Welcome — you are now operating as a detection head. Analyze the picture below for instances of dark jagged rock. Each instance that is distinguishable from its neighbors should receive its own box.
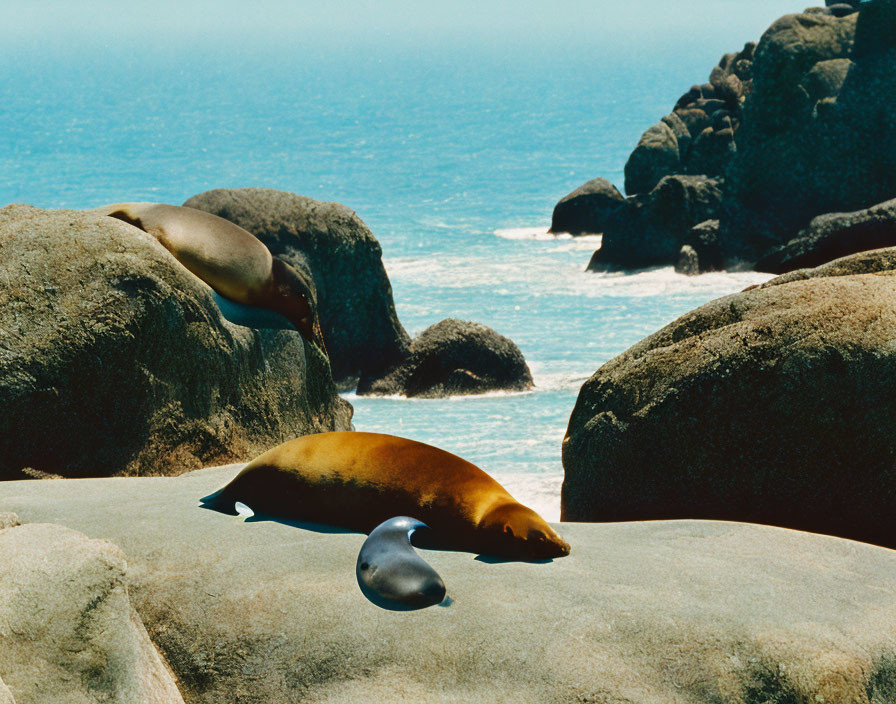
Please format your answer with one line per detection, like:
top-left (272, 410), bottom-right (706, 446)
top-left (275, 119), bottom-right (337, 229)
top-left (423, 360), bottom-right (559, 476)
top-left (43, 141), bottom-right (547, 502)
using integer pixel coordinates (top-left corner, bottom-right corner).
top-left (622, 122), bottom-right (681, 196)
top-left (563, 246), bottom-right (896, 549)
top-left (359, 319), bottom-right (533, 398)
top-left (756, 196), bottom-right (896, 273)
top-left (0, 205), bottom-right (351, 480)
top-left (183, 188), bottom-right (411, 389)
top-left (588, 175), bottom-right (723, 271)
top-left (549, 178), bottom-right (625, 235)
top-left (719, 7), bottom-right (892, 262)
top-left (683, 219), bottom-right (724, 273)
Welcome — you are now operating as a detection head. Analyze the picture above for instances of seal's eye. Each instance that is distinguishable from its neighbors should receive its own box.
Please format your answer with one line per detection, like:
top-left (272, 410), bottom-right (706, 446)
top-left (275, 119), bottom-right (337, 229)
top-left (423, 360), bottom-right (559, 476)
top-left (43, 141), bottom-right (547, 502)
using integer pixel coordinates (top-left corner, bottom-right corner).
top-left (360, 562), bottom-right (370, 571)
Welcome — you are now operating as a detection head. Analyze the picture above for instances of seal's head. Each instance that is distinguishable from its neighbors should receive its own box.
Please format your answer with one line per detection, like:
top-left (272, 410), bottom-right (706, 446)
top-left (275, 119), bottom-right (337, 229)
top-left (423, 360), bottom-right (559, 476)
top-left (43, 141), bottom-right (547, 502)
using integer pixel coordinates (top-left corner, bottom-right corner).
top-left (479, 502), bottom-right (570, 560)
top-left (268, 258), bottom-right (328, 356)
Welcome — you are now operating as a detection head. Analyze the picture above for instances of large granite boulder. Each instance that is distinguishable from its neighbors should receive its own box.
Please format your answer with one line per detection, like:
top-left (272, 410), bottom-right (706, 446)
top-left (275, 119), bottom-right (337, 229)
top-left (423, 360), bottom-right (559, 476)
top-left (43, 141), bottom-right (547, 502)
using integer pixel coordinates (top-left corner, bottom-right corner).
top-left (4, 469), bottom-right (896, 703)
top-left (756, 196), bottom-right (896, 273)
top-left (0, 522), bottom-right (184, 704)
top-left (564, 247), bottom-right (896, 549)
top-left (588, 175), bottom-right (722, 271)
top-left (720, 4), bottom-right (896, 262)
top-left (549, 177), bottom-right (624, 235)
top-left (0, 205), bottom-right (351, 480)
top-left (183, 188), bottom-right (411, 389)
top-left (358, 319), bottom-right (533, 397)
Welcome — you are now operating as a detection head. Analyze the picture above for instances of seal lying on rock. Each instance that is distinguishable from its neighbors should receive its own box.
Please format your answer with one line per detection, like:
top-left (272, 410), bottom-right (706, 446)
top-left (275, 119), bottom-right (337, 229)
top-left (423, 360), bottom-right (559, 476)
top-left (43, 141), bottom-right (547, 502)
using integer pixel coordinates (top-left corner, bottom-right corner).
top-left (202, 432), bottom-right (570, 560)
top-left (94, 202), bottom-right (326, 353)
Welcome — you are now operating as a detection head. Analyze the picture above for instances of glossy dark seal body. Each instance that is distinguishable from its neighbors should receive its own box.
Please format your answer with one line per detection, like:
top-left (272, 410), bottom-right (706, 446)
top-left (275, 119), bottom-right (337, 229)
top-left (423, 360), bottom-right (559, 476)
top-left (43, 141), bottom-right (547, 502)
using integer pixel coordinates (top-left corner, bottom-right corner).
top-left (356, 516), bottom-right (447, 611)
top-left (204, 431), bottom-right (570, 560)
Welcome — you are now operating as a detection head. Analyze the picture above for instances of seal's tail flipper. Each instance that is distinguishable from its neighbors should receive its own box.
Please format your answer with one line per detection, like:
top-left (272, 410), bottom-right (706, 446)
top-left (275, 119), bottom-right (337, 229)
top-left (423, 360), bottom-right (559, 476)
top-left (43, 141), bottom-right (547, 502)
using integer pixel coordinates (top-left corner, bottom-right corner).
top-left (199, 488), bottom-right (240, 515)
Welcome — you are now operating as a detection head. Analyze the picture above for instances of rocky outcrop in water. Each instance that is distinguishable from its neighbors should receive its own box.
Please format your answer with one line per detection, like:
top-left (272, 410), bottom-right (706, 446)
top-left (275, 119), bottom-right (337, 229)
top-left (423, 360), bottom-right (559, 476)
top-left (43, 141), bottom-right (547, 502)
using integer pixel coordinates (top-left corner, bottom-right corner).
top-left (186, 189), bottom-right (534, 398)
top-left (587, 175), bottom-right (722, 271)
top-left (358, 318), bottom-right (533, 397)
top-left (4, 469), bottom-right (896, 703)
top-left (183, 188), bottom-right (411, 390)
top-left (548, 177), bottom-right (624, 235)
top-left (0, 205), bottom-right (351, 480)
top-left (0, 521), bottom-right (184, 703)
top-left (560, 0), bottom-right (896, 274)
top-left (563, 246), bottom-right (896, 549)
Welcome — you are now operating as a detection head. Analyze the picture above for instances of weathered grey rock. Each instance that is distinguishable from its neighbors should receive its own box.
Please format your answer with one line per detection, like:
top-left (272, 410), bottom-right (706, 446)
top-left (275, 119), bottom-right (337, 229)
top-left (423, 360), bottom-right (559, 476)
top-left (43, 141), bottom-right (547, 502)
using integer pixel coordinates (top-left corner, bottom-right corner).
top-left (674, 244), bottom-right (700, 275)
top-left (623, 121), bottom-right (681, 195)
top-left (683, 219), bottom-right (724, 272)
top-left (5, 470), bottom-right (896, 704)
top-left (0, 523), bottom-right (184, 704)
top-left (548, 177), bottom-right (624, 235)
top-left (588, 175), bottom-right (723, 271)
top-left (564, 247), bottom-right (896, 550)
top-left (183, 188), bottom-right (411, 389)
top-left (756, 196), bottom-right (896, 273)
top-left (359, 319), bottom-right (533, 397)
top-left (0, 205), bottom-right (351, 480)
top-left (0, 678), bottom-right (14, 704)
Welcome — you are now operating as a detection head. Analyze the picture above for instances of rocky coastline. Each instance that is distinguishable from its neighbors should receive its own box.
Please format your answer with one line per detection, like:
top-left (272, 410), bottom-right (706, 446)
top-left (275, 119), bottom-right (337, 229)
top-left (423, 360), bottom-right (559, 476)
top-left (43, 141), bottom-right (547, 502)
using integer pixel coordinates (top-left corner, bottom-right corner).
top-left (553, 0), bottom-right (896, 276)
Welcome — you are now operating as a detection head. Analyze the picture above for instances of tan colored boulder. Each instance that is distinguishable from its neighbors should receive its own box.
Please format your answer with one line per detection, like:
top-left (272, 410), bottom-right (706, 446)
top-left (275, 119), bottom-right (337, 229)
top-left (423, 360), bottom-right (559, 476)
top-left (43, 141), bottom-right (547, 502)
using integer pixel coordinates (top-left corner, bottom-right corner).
top-left (564, 247), bottom-right (896, 549)
top-left (0, 523), bottom-right (183, 704)
top-left (0, 204), bottom-right (351, 479)
top-left (5, 469), bottom-right (896, 703)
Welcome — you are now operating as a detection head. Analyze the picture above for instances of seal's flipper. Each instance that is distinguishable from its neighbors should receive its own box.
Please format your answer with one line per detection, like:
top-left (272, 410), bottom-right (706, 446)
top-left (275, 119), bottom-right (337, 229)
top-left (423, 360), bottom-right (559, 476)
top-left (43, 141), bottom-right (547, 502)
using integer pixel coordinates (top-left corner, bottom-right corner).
top-left (212, 291), bottom-right (297, 331)
top-left (199, 488), bottom-right (240, 515)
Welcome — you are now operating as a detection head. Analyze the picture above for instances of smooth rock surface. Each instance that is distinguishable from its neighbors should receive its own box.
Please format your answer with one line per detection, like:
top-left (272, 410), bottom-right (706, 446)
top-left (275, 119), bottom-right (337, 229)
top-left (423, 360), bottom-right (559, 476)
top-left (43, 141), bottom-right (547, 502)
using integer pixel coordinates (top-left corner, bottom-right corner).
top-left (4, 469), bottom-right (896, 703)
top-left (183, 188), bottom-right (411, 389)
top-left (564, 247), bottom-right (896, 550)
top-left (358, 318), bottom-right (533, 397)
top-left (0, 522), bottom-right (184, 704)
top-left (0, 205), bottom-right (351, 480)
top-left (0, 678), bottom-right (14, 704)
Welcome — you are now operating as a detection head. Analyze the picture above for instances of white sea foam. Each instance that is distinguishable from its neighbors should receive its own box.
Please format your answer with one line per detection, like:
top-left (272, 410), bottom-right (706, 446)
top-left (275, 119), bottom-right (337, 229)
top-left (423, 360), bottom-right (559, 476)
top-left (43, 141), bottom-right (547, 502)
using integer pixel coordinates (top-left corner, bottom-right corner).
top-left (490, 472), bottom-right (563, 522)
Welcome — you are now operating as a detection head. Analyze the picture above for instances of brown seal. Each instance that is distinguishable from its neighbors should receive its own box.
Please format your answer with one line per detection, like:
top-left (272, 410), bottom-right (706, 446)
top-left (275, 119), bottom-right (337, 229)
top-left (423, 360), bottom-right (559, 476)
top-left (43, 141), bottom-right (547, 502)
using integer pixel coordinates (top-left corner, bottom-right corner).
top-left (95, 202), bottom-right (325, 351)
top-left (202, 431), bottom-right (570, 560)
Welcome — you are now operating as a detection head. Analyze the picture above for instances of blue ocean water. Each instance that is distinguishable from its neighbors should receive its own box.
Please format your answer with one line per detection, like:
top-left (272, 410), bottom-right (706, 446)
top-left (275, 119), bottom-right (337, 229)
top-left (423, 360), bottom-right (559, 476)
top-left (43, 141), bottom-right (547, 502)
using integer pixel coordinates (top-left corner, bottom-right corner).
top-left (0, 11), bottom-right (789, 518)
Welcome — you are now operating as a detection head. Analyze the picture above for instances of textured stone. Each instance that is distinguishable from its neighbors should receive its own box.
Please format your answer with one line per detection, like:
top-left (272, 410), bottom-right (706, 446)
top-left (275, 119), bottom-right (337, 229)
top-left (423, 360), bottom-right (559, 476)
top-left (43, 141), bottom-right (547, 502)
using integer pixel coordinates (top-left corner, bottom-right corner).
top-left (589, 175), bottom-right (723, 271)
top-left (0, 205), bottom-right (351, 480)
top-left (0, 523), bottom-right (184, 704)
top-left (549, 177), bottom-right (624, 235)
top-left (623, 121), bottom-right (681, 195)
top-left (564, 247), bottom-right (896, 550)
top-left (4, 470), bottom-right (896, 704)
top-left (184, 188), bottom-right (411, 389)
top-left (756, 196), bottom-right (896, 273)
top-left (359, 318), bottom-right (533, 397)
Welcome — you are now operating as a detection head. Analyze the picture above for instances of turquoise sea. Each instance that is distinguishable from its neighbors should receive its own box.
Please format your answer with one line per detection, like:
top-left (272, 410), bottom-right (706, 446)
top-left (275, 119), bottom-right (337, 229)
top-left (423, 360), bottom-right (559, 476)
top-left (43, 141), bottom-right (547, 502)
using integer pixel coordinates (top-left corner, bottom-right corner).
top-left (0, 3), bottom-right (798, 519)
